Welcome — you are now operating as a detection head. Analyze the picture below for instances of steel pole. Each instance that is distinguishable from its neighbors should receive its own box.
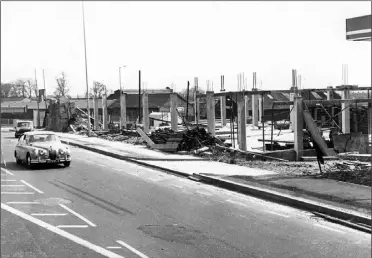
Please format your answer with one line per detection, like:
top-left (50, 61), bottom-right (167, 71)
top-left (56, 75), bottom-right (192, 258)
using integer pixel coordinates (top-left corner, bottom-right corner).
top-left (82, 1), bottom-right (91, 136)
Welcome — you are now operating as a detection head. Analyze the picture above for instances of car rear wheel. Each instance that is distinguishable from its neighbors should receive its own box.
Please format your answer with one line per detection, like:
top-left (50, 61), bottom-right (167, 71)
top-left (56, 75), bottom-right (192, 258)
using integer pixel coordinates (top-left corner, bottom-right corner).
top-left (26, 154), bottom-right (34, 169)
top-left (64, 161), bottom-right (71, 167)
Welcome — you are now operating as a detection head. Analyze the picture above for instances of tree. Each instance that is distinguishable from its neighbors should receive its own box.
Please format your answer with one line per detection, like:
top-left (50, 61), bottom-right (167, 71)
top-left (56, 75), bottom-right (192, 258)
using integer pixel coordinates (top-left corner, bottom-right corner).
top-left (25, 79), bottom-right (37, 98)
top-left (89, 81), bottom-right (107, 98)
top-left (54, 72), bottom-right (70, 98)
top-left (13, 79), bottom-right (27, 97)
top-left (178, 86), bottom-right (205, 100)
top-left (1, 83), bottom-right (13, 97)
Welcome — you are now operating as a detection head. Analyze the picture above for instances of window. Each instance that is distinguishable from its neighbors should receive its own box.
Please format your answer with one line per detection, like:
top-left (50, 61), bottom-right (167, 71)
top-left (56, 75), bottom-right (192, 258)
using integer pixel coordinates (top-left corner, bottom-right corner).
top-left (28, 134), bottom-right (60, 143)
top-left (17, 122), bottom-right (30, 127)
top-left (267, 94), bottom-right (274, 99)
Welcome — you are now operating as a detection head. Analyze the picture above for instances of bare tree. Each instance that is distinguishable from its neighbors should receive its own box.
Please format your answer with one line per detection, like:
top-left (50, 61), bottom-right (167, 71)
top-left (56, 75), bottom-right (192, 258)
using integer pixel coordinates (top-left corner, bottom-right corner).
top-left (179, 86), bottom-right (205, 100)
top-left (13, 79), bottom-right (28, 97)
top-left (1, 83), bottom-right (13, 97)
top-left (89, 81), bottom-right (107, 98)
top-left (54, 72), bottom-right (70, 98)
top-left (25, 79), bottom-right (37, 98)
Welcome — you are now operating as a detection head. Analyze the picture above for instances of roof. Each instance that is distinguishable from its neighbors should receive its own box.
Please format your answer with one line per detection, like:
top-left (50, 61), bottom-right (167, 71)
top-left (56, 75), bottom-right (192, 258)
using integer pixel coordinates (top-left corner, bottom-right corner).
top-left (0, 97), bottom-right (25, 103)
top-left (23, 131), bottom-right (56, 135)
top-left (70, 98), bottom-right (116, 109)
top-left (108, 93), bottom-right (190, 109)
top-left (346, 15), bottom-right (371, 41)
top-left (301, 90), bottom-right (341, 101)
top-left (1, 99), bottom-right (47, 110)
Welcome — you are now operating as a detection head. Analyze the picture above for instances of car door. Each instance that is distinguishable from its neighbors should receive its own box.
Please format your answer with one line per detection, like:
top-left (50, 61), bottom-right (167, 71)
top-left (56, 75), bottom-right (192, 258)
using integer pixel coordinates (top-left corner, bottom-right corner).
top-left (16, 135), bottom-right (24, 161)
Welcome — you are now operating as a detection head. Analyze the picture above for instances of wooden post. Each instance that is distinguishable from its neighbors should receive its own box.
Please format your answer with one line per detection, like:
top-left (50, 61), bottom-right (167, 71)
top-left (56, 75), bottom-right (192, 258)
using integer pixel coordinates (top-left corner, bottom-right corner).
top-left (94, 97), bottom-right (99, 130)
top-left (237, 98), bottom-right (247, 151)
top-left (120, 92), bottom-right (127, 130)
top-left (220, 95), bottom-right (227, 126)
top-left (142, 92), bottom-right (149, 133)
top-left (170, 93), bottom-right (178, 131)
top-left (341, 90), bottom-right (350, 134)
top-left (294, 96), bottom-right (303, 161)
top-left (206, 91), bottom-right (215, 136)
top-left (102, 94), bottom-right (108, 130)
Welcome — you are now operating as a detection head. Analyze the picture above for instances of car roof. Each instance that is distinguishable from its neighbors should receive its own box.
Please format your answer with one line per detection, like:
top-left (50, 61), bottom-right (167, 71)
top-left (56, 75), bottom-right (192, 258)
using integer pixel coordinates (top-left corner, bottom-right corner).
top-left (23, 131), bottom-right (57, 136)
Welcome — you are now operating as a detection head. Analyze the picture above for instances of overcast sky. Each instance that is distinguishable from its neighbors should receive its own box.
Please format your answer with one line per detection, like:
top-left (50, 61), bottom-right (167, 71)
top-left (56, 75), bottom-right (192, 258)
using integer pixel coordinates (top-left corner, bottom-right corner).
top-left (1, 1), bottom-right (370, 96)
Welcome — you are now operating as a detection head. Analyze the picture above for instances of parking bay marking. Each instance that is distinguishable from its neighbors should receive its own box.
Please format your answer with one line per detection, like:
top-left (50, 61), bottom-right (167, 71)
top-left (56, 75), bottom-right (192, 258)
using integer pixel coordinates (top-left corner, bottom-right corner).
top-left (20, 180), bottom-right (44, 194)
top-left (1, 185), bottom-right (25, 187)
top-left (1, 192), bottom-right (35, 195)
top-left (57, 225), bottom-right (89, 229)
top-left (7, 201), bottom-right (40, 205)
top-left (59, 204), bottom-right (97, 227)
top-left (31, 213), bottom-right (68, 216)
top-left (1, 203), bottom-right (125, 258)
top-left (0, 168), bottom-right (14, 176)
top-left (117, 240), bottom-right (150, 258)
top-left (1, 179), bottom-right (17, 182)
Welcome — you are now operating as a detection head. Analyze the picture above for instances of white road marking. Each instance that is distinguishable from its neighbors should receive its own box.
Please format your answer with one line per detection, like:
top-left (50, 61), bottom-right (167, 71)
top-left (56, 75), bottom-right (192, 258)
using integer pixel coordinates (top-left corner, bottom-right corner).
top-left (6, 201), bottom-right (40, 205)
top-left (98, 164), bottom-right (106, 167)
top-left (0, 168), bottom-right (14, 176)
top-left (117, 240), bottom-right (149, 258)
top-left (1, 192), bottom-right (34, 195)
top-left (20, 180), bottom-right (44, 194)
top-left (148, 178), bottom-right (161, 182)
top-left (59, 204), bottom-right (97, 227)
top-left (1, 203), bottom-right (125, 258)
top-left (226, 199), bottom-right (249, 207)
top-left (107, 246), bottom-right (122, 249)
top-left (31, 213), bottom-right (68, 216)
top-left (1, 179), bottom-right (17, 182)
top-left (196, 191), bottom-right (212, 196)
top-left (266, 210), bottom-right (290, 218)
top-left (112, 168), bottom-right (122, 172)
top-left (57, 225), bottom-right (89, 228)
top-left (171, 184), bottom-right (182, 189)
top-left (314, 223), bottom-right (346, 234)
top-left (1, 185), bottom-right (25, 187)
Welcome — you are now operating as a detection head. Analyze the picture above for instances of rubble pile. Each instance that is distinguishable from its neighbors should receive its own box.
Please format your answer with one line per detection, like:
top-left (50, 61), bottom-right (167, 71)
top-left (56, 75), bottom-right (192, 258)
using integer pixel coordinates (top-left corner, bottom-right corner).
top-left (149, 128), bottom-right (181, 144)
top-left (178, 127), bottom-right (227, 152)
top-left (323, 160), bottom-right (371, 186)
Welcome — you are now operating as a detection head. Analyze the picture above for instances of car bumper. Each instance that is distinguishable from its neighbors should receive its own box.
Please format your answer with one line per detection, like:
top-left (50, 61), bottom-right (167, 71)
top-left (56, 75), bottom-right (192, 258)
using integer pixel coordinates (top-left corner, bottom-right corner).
top-left (31, 158), bottom-right (72, 164)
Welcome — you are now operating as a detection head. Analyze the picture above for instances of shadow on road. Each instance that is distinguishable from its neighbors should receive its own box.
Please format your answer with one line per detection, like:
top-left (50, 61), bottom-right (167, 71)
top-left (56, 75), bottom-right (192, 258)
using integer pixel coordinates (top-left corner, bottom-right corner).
top-left (4, 161), bottom-right (66, 171)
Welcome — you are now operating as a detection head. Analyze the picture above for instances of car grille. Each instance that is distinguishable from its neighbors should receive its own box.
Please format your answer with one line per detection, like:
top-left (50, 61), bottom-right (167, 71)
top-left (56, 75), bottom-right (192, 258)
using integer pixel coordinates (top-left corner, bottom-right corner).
top-left (49, 150), bottom-right (57, 160)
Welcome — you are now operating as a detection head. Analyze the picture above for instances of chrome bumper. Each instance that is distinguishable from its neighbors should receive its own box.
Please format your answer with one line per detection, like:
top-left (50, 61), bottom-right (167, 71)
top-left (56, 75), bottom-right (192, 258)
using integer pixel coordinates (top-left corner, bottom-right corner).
top-left (31, 158), bottom-right (72, 164)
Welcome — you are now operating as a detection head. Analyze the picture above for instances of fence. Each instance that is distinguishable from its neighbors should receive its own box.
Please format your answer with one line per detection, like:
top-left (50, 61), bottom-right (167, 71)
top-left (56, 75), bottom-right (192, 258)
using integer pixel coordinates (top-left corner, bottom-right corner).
top-left (1, 118), bottom-right (14, 126)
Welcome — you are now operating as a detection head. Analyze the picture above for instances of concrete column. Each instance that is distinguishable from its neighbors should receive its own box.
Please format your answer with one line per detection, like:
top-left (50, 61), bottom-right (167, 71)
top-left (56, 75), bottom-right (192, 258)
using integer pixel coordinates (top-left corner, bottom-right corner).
top-left (368, 105), bottom-right (372, 136)
top-left (352, 112), bottom-right (358, 133)
top-left (102, 94), bottom-right (108, 130)
top-left (289, 93), bottom-right (295, 132)
top-left (326, 86), bottom-right (333, 100)
top-left (294, 96), bottom-right (304, 161)
top-left (194, 91), bottom-right (198, 124)
top-left (120, 92), bottom-right (127, 130)
top-left (237, 98), bottom-right (247, 151)
top-left (245, 95), bottom-right (250, 124)
top-left (220, 96), bottom-right (227, 127)
top-left (258, 95), bottom-right (264, 123)
top-left (142, 92), bottom-right (149, 133)
top-left (94, 98), bottom-right (99, 130)
top-left (170, 93), bottom-right (178, 132)
top-left (252, 90), bottom-right (259, 126)
top-left (206, 91), bottom-right (215, 136)
top-left (341, 90), bottom-right (350, 134)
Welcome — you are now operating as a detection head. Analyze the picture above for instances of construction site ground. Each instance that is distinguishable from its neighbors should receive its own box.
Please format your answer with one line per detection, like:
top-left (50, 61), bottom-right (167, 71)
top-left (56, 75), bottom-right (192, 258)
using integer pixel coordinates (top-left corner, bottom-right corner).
top-left (55, 131), bottom-right (371, 222)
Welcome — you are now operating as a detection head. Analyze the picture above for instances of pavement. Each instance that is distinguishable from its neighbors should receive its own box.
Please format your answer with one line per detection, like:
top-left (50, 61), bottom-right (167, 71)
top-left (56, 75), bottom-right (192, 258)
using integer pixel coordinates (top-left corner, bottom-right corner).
top-left (1, 130), bottom-right (371, 258)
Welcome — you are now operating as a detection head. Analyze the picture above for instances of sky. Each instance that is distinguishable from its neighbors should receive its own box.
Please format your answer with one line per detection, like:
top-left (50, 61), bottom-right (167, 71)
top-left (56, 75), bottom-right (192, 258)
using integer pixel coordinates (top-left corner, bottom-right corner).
top-left (1, 1), bottom-right (371, 97)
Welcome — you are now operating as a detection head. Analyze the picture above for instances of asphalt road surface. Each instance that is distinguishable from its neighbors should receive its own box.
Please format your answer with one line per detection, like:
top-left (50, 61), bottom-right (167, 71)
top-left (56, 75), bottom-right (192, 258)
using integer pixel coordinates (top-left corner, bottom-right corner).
top-left (1, 131), bottom-right (370, 258)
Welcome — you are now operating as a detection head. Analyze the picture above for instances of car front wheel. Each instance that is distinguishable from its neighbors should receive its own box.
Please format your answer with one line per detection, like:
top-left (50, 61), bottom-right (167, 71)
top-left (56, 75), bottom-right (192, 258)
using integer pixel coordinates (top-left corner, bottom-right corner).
top-left (26, 154), bottom-right (34, 169)
top-left (15, 151), bottom-right (21, 164)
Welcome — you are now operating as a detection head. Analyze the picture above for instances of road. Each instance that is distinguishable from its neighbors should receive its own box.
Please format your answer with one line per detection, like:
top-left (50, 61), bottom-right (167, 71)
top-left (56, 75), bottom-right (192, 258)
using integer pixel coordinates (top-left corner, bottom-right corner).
top-left (1, 131), bottom-right (370, 258)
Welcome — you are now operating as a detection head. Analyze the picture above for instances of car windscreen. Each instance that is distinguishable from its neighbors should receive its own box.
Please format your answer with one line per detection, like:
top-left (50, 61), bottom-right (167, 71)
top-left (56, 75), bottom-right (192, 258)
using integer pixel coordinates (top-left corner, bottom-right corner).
top-left (17, 122), bottom-right (31, 127)
top-left (29, 134), bottom-right (60, 143)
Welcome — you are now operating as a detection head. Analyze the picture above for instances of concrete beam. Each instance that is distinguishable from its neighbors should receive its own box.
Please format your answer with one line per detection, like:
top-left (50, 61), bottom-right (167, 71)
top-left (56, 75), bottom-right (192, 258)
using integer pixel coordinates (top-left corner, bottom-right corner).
top-left (94, 98), bottom-right (99, 130)
top-left (251, 90), bottom-right (259, 126)
top-left (237, 98), bottom-right (247, 151)
top-left (294, 96), bottom-right (304, 161)
top-left (289, 93), bottom-right (295, 132)
top-left (142, 92), bottom-right (149, 133)
top-left (102, 94), bottom-right (108, 130)
top-left (120, 92), bottom-right (127, 129)
top-left (220, 95), bottom-right (227, 126)
top-left (206, 91), bottom-right (215, 136)
top-left (170, 93), bottom-right (178, 131)
top-left (274, 98), bottom-right (372, 106)
top-left (341, 90), bottom-right (350, 134)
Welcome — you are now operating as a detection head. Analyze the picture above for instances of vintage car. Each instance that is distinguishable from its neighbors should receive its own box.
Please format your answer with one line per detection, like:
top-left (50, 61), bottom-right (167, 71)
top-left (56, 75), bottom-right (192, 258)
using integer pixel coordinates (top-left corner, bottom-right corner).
top-left (14, 121), bottom-right (34, 138)
top-left (14, 131), bottom-right (71, 168)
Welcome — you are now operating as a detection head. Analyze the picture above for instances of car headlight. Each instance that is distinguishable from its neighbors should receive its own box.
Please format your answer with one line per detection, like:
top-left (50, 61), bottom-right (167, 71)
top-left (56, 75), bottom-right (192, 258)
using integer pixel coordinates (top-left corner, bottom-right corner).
top-left (59, 149), bottom-right (65, 154)
top-left (38, 149), bottom-right (46, 155)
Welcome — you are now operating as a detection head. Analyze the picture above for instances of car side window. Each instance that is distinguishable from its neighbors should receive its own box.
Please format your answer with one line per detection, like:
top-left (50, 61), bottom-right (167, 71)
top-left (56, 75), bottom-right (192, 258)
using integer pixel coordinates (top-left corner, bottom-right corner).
top-left (24, 136), bottom-right (29, 145)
